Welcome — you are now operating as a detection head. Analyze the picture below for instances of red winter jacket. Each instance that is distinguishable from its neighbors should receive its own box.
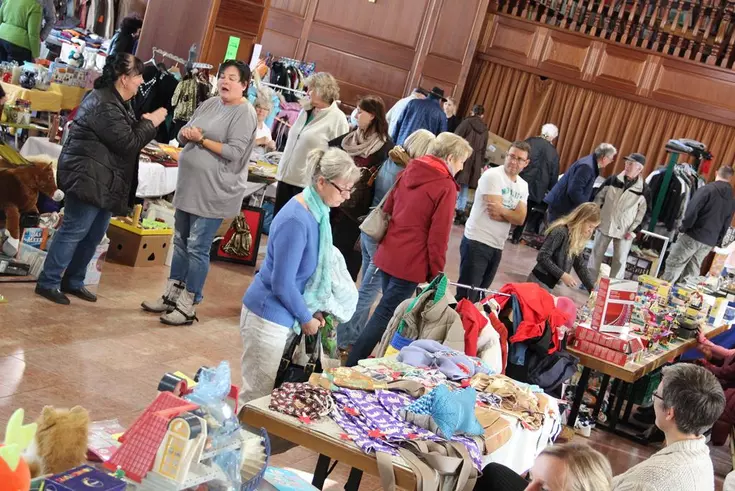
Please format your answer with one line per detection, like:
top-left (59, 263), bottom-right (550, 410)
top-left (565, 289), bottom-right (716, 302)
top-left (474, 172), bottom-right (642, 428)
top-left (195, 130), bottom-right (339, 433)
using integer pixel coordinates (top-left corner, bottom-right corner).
top-left (491, 283), bottom-right (570, 354)
top-left (456, 299), bottom-right (486, 357)
top-left (374, 155), bottom-right (459, 284)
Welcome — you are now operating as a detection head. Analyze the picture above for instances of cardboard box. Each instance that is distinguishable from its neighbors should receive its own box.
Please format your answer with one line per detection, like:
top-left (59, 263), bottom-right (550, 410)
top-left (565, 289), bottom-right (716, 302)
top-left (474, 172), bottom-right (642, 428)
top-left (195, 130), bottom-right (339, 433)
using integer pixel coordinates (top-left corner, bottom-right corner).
top-left (43, 465), bottom-right (125, 491)
top-left (21, 227), bottom-right (50, 250)
top-left (573, 339), bottom-right (634, 367)
top-left (106, 223), bottom-right (171, 267)
top-left (475, 407), bottom-right (512, 453)
top-left (145, 202), bottom-right (176, 266)
top-left (574, 325), bottom-right (644, 354)
top-left (591, 278), bottom-right (638, 333)
top-left (485, 132), bottom-right (512, 166)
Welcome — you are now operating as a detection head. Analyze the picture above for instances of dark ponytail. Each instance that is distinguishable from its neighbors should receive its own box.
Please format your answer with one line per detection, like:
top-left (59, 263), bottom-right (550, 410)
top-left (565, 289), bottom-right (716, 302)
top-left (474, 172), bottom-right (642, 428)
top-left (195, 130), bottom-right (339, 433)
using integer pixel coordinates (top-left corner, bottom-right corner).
top-left (95, 52), bottom-right (144, 89)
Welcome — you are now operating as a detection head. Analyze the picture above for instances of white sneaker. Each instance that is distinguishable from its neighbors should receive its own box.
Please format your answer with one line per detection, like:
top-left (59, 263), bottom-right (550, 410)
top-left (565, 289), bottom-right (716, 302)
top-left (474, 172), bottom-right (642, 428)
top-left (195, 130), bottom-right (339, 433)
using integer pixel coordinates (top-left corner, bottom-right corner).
top-left (141, 279), bottom-right (184, 313)
top-left (160, 290), bottom-right (198, 326)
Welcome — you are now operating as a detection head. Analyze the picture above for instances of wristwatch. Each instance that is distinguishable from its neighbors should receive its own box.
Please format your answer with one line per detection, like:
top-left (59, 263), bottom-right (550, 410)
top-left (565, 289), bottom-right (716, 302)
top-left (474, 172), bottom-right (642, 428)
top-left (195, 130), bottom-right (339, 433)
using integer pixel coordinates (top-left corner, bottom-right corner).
top-left (198, 137), bottom-right (206, 147)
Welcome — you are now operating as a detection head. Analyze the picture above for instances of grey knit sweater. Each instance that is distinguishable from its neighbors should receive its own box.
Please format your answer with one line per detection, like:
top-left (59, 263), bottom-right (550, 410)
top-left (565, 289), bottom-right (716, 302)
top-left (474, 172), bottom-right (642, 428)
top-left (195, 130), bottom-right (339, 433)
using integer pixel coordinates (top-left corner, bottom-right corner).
top-left (612, 437), bottom-right (714, 491)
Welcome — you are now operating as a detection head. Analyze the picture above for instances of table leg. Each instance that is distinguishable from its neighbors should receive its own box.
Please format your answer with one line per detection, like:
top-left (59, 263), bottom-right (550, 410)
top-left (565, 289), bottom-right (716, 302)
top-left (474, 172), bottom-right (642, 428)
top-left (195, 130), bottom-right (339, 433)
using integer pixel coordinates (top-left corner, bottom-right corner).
top-left (344, 468), bottom-right (363, 491)
top-left (592, 374), bottom-right (610, 422)
top-left (608, 382), bottom-right (628, 431)
top-left (567, 366), bottom-right (591, 427)
top-left (622, 387), bottom-right (636, 423)
top-left (312, 454), bottom-right (332, 489)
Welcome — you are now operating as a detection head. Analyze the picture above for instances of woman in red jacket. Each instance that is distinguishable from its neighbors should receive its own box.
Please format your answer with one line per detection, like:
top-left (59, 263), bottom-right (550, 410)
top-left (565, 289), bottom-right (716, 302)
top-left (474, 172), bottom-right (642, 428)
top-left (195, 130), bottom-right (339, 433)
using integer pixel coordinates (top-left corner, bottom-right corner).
top-left (346, 132), bottom-right (472, 366)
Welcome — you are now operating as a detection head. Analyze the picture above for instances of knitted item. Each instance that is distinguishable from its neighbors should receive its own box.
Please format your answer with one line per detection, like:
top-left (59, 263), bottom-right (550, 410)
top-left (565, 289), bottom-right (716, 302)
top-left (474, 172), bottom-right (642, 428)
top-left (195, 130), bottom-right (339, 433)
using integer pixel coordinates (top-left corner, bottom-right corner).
top-left (404, 385), bottom-right (484, 439)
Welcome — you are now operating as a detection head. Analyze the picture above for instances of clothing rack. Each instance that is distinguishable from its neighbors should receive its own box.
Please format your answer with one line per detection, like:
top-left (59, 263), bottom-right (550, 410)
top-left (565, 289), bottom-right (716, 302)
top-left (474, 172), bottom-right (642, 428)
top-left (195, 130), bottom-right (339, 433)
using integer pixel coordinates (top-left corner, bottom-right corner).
top-left (261, 81), bottom-right (306, 96)
top-left (449, 281), bottom-right (511, 297)
top-left (150, 47), bottom-right (213, 70)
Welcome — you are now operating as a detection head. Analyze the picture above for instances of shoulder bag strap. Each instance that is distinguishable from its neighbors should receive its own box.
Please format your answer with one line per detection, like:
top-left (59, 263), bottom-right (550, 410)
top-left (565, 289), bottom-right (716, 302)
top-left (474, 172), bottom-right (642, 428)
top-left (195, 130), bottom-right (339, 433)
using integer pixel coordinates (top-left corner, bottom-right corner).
top-left (376, 451), bottom-right (397, 491)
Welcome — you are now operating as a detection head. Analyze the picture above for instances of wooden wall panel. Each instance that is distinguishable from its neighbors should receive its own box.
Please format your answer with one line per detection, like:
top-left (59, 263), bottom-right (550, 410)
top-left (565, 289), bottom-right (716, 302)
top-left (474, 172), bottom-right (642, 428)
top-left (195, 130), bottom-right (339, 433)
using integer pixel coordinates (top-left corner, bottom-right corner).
top-left (428, 0), bottom-right (481, 61)
top-left (308, 23), bottom-right (415, 69)
top-left (477, 12), bottom-right (735, 126)
top-left (207, 28), bottom-right (257, 64)
top-left (313, 0), bottom-right (429, 48)
top-left (264, 7), bottom-right (305, 35)
top-left (269, 0), bottom-right (307, 16)
top-left (216, 0), bottom-right (265, 33)
top-left (422, 54), bottom-right (462, 85)
top-left (260, 29), bottom-right (299, 58)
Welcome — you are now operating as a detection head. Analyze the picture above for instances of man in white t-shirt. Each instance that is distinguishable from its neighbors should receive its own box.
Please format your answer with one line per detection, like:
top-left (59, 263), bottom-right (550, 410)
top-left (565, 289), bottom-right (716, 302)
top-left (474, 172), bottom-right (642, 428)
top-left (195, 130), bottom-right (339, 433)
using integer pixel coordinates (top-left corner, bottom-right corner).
top-left (457, 141), bottom-right (531, 301)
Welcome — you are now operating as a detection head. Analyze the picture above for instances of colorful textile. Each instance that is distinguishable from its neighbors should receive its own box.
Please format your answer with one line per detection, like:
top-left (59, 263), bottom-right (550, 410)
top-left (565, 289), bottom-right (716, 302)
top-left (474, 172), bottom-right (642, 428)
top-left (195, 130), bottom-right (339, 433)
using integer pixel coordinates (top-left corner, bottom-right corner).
top-left (470, 374), bottom-right (544, 430)
top-left (269, 382), bottom-right (333, 420)
top-left (404, 385), bottom-right (484, 439)
top-left (397, 339), bottom-right (491, 380)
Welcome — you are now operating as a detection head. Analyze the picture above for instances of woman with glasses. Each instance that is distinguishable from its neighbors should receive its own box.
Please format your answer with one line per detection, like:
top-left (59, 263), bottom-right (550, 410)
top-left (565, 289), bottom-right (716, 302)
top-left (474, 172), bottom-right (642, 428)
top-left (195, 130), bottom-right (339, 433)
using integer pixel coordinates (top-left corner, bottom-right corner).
top-left (238, 147), bottom-right (360, 404)
top-left (328, 95), bottom-right (392, 279)
top-left (141, 60), bottom-right (257, 326)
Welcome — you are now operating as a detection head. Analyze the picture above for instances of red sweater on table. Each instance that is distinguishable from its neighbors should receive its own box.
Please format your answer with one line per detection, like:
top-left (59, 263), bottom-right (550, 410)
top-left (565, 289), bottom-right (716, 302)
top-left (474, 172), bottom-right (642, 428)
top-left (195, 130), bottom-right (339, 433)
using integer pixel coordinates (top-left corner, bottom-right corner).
top-left (374, 155), bottom-right (459, 284)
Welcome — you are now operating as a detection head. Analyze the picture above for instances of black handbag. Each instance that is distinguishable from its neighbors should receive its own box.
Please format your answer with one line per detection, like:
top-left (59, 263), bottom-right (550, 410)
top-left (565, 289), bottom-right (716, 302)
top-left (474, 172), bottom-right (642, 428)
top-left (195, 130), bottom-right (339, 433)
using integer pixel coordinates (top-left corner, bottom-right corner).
top-left (273, 332), bottom-right (322, 388)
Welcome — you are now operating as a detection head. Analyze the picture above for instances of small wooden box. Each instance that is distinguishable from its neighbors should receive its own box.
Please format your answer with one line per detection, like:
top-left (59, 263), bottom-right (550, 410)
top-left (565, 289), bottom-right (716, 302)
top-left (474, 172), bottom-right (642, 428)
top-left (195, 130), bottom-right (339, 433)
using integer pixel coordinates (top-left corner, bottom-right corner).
top-left (106, 220), bottom-right (172, 267)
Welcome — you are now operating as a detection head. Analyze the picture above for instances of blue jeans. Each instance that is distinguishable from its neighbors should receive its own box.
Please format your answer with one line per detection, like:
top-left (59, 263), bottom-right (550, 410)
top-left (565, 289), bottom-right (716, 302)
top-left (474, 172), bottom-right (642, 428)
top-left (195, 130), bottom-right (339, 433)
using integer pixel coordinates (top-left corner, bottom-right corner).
top-left (456, 236), bottom-right (502, 303)
top-left (170, 210), bottom-right (222, 303)
top-left (346, 272), bottom-right (418, 366)
top-left (37, 195), bottom-right (112, 290)
top-left (456, 185), bottom-right (470, 211)
top-left (337, 232), bottom-right (380, 349)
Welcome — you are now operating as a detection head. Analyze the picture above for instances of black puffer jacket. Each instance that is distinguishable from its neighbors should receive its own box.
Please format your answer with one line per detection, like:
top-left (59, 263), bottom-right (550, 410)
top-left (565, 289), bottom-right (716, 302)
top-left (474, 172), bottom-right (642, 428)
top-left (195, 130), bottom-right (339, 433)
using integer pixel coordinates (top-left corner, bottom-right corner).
top-left (521, 136), bottom-right (559, 203)
top-left (57, 87), bottom-right (156, 215)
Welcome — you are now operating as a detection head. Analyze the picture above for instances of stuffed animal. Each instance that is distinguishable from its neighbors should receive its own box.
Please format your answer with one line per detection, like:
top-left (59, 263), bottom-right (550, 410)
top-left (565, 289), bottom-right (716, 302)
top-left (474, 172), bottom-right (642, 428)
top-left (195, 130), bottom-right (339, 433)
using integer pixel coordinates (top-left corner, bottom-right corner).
top-left (24, 406), bottom-right (89, 477)
top-left (0, 161), bottom-right (64, 256)
top-left (0, 409), bottom-right (37, 491)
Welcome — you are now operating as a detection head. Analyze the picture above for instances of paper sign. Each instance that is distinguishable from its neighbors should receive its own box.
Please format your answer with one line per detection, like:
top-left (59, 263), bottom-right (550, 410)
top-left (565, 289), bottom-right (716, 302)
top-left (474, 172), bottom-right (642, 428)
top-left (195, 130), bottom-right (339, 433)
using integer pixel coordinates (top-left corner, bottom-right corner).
top-left (224, 36), bottom-right (240, 61)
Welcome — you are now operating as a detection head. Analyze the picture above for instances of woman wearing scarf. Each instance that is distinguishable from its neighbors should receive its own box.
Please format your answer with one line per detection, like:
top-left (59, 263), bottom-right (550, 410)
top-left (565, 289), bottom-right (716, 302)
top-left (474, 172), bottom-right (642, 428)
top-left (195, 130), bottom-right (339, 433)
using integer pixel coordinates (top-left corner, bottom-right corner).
top-left (328, 95), bottom-right (392, 279)
top-left (239, 148), bottom-right (360, 406)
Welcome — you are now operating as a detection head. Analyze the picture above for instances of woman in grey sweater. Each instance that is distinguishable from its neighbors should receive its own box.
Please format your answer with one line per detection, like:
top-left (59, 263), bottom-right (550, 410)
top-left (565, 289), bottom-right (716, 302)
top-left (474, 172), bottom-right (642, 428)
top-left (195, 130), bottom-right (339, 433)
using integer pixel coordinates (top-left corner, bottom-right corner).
top-left (142, 60), bottom-right (257, 326)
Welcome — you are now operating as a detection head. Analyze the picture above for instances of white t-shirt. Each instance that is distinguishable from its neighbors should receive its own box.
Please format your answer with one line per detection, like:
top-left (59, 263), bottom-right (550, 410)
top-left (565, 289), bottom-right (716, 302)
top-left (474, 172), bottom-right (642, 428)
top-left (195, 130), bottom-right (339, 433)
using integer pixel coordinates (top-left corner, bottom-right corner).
top-left (465, 165), bottom-right (529, 250)
top-left (255, 122), bottom-right (272, 142)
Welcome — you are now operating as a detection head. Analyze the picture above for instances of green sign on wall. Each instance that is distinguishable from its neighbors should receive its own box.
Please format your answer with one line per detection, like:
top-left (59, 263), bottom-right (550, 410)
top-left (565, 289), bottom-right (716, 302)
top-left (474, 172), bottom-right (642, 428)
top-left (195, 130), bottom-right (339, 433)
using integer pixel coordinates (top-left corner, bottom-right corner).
top-left (225, 36), bottom-right (241, 61)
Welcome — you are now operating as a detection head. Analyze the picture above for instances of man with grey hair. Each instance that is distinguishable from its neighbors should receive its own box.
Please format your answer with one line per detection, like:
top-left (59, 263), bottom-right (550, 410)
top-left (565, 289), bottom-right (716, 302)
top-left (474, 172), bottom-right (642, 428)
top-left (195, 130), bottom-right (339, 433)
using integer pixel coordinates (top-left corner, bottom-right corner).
top-left (544, 142), bottom-right (617, 224)
top-left (512, 123), bottom-right (560, 242)
top-left (386, 87), bottom-right (427, 137)
top-left (663, 165), bottom-right (735, 284)
top-left (612, 364), bottom-right (725, 491)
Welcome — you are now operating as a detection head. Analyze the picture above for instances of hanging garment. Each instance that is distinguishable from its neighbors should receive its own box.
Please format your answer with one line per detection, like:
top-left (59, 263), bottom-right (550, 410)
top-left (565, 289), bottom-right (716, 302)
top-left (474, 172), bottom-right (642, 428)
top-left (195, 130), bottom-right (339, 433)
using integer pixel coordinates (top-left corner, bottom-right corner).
top-left (482, 307), bottom-right (508, 374)
top-left (455, 299), bottom-right (487, 357)
top-left (172, 78), bottom-right (199, 122)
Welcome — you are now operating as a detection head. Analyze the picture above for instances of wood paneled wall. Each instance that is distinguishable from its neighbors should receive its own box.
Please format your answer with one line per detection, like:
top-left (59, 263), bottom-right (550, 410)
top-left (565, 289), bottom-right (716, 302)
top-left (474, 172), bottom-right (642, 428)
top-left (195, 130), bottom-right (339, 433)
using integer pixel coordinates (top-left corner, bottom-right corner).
top-left (477, 13), bottom-right (735, 126)
top-left (261, 0), bottom-right (489, 109)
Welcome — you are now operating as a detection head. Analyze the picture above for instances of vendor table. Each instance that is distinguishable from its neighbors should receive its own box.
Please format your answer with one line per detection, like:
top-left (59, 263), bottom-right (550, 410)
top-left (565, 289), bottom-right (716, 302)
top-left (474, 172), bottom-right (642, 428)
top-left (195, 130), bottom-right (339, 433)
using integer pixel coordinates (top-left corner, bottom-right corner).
top-left (20, 136), bottom-right (179, 198)
top-left (242, 392), bottom-right (560, 491)
top-left (1, 82), bottom-right (88, 112)
top-left (566, 323), bottom-right (729, 436)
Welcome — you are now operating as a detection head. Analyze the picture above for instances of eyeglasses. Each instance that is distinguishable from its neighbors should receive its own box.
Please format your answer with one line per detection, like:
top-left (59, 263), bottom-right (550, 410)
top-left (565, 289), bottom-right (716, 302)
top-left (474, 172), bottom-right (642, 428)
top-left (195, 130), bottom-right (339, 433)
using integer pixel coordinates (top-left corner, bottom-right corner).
top-left (507, 154), bottom-right (528, 164)
top-left (328, 180), bottom-right (355, 197)
top-left (652, 391), bottom-right (663, 401)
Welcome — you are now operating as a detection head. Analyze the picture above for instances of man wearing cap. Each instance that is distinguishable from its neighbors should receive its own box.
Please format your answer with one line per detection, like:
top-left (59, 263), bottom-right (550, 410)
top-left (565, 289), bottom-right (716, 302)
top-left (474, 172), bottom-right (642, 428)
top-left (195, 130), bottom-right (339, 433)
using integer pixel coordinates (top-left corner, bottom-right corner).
top-left (590, 152), bottom-right (648, 279)
top-left (391, 86), bottom-right (448, 146)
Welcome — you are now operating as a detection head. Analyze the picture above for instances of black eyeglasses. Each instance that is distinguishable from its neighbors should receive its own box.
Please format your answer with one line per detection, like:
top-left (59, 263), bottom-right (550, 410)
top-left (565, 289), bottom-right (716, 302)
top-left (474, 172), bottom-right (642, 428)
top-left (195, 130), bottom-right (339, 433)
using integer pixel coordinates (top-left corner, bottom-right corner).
top-left (328, 180), bottom-right (355, 197)
top-left (652, 392), bottom-right (663, 401)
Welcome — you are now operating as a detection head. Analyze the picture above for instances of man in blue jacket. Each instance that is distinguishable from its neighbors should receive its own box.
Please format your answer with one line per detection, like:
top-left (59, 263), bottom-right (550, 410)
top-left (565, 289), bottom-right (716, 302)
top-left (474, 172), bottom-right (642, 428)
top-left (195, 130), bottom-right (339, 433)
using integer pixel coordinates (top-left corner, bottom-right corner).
top-left (544, 143), bottom-right (617, 224)
top-left (663, 165), bottom-right (735, 284)
top-left (391, 86), bottom-right (448, 146)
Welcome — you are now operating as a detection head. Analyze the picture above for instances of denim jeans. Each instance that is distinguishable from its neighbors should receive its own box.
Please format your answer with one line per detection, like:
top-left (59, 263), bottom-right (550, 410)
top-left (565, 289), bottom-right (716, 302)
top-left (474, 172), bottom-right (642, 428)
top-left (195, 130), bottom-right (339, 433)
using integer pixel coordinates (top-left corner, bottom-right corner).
top-left (336, 232), bottom-right (380, 349)
top-left (346, 272), bottom-right (418, 366)
top-left (456, 185), bottom-right (470, 211)
top-left (170, 210), bottom-right (223, 303)
top-left (37, 195), bottom-right (112, 290)
top-left (456, 236), bottom-right (502, 303)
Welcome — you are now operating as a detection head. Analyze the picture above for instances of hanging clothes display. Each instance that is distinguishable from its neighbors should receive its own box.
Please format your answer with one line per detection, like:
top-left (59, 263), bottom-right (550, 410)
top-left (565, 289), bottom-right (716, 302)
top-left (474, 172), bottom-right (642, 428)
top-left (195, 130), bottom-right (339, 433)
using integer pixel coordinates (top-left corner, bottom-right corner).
top-left (646, 163), bottom-right (704, 237)
top-left (134, 64), bottom-right (179, 143)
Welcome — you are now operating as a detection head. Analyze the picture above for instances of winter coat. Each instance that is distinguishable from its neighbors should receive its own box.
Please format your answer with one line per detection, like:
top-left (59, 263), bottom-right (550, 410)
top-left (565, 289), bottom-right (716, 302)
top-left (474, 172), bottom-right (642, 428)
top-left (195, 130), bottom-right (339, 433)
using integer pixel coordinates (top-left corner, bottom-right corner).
top-left (107, 30), bottom-right (135, 56)
top-left (521, 136), bottom-right (559, 203)
top-left (0, 0), bottom-right (41, 58)
top-left (373, 155), bottom-right (459, 284)
top-left (454, 116), bottom-right (488, 189)
top-left (57, 87), bottom-right (156, 215)
top-left (680, 180), bottom-right (735, 247)
top-left (376, 283), bottom-right (465, 357)
top-left (391, 96), bottom-right (447, 146)
top-left (595, 172), bottom-right (648, 239)
top-left (544, 153), bottom-right (600, 216)
top-left (531, 225), bottom-right (596, 292)
top-left (276, 101), bottom-right (349, 188)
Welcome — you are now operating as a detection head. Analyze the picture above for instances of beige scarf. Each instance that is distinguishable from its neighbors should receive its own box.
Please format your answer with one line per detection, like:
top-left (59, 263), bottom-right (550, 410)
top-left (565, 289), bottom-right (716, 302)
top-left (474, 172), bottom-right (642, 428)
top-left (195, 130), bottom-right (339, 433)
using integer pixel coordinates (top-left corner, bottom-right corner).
top-left (340, 128), bottom-right (385, 158)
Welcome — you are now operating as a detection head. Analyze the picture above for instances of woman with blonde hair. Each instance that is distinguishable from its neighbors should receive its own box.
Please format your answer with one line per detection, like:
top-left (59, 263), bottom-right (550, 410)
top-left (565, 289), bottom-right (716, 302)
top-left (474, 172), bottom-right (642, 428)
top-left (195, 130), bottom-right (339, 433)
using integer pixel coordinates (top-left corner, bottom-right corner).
top-left (528, 202), bottom-right (600, 293)
top-left (336, 129), bottom-right (436, 353)
top-left (274, 72), bottom-right (349, 215)
top-left (475, 442), bottom-right (613, 491)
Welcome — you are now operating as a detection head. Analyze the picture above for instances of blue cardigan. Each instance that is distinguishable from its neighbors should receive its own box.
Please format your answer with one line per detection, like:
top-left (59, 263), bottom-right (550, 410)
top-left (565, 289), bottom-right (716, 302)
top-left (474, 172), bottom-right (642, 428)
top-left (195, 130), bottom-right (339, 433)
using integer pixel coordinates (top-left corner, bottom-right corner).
top-left (242, 198), bottom-right (318, 328)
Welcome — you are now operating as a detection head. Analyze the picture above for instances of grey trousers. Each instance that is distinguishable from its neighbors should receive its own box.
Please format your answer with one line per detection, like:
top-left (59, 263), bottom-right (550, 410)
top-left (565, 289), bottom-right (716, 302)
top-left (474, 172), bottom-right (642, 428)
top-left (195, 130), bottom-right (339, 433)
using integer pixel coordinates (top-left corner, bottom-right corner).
top-left (662, 234), bottom-right (712, 284)
top-left (590, 232), bottom-right (633, 280)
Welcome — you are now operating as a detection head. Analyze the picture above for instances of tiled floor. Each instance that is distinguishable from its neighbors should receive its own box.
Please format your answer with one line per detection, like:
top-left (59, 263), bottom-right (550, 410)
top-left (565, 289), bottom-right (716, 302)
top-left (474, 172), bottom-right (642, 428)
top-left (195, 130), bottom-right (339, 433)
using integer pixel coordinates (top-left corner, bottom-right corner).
top-left (0, 225), bottom-right (730, 489)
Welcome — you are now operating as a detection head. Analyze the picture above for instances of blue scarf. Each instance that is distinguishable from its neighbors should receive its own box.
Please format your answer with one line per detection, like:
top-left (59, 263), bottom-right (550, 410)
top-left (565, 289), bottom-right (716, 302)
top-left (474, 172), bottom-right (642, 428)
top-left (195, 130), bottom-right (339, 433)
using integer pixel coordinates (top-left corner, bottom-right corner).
top-left (295, 186), bottom-right (333, 333)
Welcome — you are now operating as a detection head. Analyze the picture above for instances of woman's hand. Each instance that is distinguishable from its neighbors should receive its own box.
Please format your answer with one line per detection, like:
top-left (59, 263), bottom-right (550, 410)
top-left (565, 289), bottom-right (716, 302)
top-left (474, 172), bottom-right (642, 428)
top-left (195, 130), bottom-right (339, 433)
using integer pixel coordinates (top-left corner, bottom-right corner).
top-left (302, 317), bottom-right (321, 336)
top-left (186, 126), bottom-right (204, 143)
top-left (266, 139), bottom-right (277, 151)
top-left (561, 272), bottom-right (578, 288)
top-left (142, 107), bottom-right (167, 127)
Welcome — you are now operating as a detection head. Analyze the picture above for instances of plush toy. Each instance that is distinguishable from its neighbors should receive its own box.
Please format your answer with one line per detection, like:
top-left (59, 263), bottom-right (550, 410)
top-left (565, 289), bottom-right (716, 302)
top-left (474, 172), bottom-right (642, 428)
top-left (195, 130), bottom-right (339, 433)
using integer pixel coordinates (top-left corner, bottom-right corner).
top-left (0, 409), bottom-right (37, 491)
top-left (0, 161), bottom-right (64, 256)
top-left (24, 406), bottom-right (89, 477)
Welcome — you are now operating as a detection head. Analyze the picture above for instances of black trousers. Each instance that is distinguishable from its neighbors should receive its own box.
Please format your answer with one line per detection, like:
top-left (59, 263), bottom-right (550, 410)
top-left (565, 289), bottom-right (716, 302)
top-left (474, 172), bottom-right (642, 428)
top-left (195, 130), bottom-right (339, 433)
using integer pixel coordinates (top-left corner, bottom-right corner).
top-left (274, 181), bottom-right (304, 217)
top-left (474, 463), bottom-right (528, 490)
top-left (331, 210), bottom-right (362, 281)
top-left (456, 236), bottom-right (503, 303)
top-left (511, 199), bottom-right (545, 241)
top-left (0, 39), bottom-right (32, 64)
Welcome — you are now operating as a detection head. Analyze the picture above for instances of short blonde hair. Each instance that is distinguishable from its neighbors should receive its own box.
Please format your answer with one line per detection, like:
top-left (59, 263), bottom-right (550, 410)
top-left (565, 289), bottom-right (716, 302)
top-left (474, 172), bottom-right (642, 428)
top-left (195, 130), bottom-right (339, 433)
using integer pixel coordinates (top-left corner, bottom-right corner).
top-left (304, 72), bottom-right (340, 105)
top-left (404, 129), bottom-right (435, 159)
top-left (428, 132), bottom-right (472, 162)
top-left (540, 443), bottom-right (612, 491)
top-left (308, 147), bottom-right (360, 185)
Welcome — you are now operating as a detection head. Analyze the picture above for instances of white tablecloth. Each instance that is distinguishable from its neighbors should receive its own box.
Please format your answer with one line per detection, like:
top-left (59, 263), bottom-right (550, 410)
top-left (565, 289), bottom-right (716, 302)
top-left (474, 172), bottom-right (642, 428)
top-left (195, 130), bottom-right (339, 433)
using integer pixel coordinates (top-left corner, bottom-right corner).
top-left (20, 136), bottom-right (178, 198)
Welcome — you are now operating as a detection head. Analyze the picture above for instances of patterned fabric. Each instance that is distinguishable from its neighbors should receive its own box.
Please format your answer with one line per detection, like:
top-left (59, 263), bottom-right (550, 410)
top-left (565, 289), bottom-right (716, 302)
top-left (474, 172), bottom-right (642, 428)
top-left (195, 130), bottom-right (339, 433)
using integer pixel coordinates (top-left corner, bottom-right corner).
top-left (269, 382), bottom-right (333, 420)
top-left (404, 385), bottom-right (484, 439)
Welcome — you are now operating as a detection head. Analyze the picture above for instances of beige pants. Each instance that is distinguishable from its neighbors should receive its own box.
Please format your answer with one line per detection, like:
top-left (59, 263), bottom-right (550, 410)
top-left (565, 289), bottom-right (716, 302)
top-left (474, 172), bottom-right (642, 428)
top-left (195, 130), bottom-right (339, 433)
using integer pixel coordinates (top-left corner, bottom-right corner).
top-left (590, 232), bottom-right (633, 280)
top-left (238, 306), bottom-right (293, 407)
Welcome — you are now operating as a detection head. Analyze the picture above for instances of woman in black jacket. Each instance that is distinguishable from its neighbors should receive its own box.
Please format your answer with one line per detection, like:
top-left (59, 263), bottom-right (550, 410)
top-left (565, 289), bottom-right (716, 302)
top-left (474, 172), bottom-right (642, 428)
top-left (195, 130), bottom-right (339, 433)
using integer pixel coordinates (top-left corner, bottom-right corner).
top-left (35, 53), bottom-right (166, 305)
top-left (328, 95), bottom-right (392, 279)
top-left (528, 202), bottom-right (600, 293)
top-left (108, 14), bottom-right (143, 57)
